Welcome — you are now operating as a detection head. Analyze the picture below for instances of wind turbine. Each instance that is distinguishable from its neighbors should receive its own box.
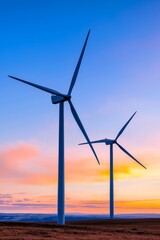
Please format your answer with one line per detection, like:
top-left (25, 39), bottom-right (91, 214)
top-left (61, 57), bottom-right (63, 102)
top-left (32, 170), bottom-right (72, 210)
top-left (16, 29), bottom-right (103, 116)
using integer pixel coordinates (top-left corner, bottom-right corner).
top-left (8, 30), bottom-right (100, 225)
top-left (79, 112), bottom-right (146, 219)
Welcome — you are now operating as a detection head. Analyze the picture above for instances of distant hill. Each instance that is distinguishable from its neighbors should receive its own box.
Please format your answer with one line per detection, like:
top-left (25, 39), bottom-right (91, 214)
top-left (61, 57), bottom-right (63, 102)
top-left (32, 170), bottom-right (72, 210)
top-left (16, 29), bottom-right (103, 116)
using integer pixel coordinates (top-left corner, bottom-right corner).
top-left (0, 213), bottom-right (159, 222)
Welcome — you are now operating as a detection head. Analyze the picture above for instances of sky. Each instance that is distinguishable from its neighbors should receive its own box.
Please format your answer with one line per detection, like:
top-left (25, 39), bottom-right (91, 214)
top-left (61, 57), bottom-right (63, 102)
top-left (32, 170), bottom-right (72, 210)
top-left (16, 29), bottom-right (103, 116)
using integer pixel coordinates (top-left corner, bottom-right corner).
top-left (0, 0), bottom-right (160, 215)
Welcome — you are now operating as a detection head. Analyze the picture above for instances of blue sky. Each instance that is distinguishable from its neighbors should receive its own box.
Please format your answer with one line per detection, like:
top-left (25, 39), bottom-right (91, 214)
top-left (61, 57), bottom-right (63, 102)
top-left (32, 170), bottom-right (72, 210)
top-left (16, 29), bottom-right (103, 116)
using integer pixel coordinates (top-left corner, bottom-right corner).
top-left (1, 0), bottom-right (160, 142)
top-left (0, 0), bottom-right (160, 213)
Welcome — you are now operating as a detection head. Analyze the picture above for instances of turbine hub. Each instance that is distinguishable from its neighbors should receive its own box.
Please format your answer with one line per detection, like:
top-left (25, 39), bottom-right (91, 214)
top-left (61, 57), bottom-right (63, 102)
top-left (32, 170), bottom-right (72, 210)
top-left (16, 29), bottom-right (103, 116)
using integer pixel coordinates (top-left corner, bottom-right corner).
top-left (105, 138), bottom-right (115, 145)
top-left (51, 95), bottom-right (71, 104)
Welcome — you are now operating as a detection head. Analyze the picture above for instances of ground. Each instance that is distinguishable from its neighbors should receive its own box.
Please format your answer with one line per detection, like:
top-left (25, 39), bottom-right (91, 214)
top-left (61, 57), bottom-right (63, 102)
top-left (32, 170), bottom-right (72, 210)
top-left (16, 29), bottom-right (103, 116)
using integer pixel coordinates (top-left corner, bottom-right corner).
top-left (0, 218), bottom-right (159, 240)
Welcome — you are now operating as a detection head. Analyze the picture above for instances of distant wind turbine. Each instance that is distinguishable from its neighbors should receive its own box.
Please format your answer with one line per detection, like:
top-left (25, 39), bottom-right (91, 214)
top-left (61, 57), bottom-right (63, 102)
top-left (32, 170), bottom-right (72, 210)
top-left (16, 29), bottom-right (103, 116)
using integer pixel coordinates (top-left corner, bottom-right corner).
top-left (9, 30), bottom-right (100, 225)
top-left (79, 112), bottom-right (146, 219)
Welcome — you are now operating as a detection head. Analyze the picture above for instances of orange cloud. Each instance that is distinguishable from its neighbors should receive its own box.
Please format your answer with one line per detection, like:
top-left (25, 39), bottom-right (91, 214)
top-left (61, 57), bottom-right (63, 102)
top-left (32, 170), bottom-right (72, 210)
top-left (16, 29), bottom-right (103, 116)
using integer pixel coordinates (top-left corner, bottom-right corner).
top-left (0, 142), bottom-right (158, 186)
top-left (66, 157), bottom-right (147, 183)
top-left (117, 199), bottom-right (160, 209)
top-left (20, 172), bottom-right (57, 185)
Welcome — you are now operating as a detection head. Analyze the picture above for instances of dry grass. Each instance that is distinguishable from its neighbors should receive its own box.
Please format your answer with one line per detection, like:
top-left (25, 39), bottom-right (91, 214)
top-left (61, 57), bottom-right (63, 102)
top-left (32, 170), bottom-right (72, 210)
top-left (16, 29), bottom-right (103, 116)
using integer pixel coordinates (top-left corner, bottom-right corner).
top-left (0, 218), bottom-right (159, 240)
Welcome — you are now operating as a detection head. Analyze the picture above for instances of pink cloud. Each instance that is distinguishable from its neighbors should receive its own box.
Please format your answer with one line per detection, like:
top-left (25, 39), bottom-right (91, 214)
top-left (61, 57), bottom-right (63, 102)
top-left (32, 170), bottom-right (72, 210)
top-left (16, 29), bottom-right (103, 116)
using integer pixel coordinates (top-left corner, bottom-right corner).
top-left (0, 143), bottom-right (39, 181)
top-left (0, 141), bottom-right (158, 186)
top-left (3, 144), bottom-right (39, 168)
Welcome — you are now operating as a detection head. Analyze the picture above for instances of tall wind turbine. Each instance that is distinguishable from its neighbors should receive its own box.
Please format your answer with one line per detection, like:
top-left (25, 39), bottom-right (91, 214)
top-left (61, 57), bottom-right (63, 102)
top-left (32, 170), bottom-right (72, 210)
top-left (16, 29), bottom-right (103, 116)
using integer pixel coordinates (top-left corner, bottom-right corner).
top-left (8, 30), bottom-right (100, 225)
top-left (79, 112), bottom-right (146, 219)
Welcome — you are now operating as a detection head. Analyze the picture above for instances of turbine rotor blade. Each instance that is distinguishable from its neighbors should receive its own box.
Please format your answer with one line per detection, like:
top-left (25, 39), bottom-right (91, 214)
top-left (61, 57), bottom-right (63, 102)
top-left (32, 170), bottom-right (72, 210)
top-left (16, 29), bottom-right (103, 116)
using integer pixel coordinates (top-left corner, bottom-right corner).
top-left (68, 100), bottom-right (100, 164)
top-left (115, 112), bottom-right (137, 141)
top-left (68, 30), bottom-right (90, 96)
top-left (116, 142), bottom-right (146, 169)
top-left (79, 139), bottom-right (106, 145)
top-left (8, 75), bottom-right (65, 97)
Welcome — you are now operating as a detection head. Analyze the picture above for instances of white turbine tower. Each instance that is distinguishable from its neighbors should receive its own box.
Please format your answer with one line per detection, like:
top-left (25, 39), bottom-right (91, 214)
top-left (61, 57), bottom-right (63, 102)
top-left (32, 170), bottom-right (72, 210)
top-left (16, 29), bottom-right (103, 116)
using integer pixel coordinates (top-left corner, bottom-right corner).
top-left (9, 30), bottom-right (100, 225)
top-left (79, 112), bottom-right (146, 219)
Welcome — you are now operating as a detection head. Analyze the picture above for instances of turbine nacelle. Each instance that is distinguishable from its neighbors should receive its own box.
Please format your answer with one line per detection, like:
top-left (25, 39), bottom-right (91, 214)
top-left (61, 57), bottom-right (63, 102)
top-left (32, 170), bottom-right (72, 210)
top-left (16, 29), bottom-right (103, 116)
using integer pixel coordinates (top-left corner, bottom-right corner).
top-left (51, 95), bottom-right (71, 104)
top-left (104, 139), bottom-right (116, 145)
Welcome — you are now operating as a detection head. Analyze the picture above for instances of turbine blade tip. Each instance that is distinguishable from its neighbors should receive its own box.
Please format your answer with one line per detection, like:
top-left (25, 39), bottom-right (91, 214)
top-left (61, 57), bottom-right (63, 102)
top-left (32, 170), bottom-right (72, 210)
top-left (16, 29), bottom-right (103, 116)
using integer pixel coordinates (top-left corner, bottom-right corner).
top-left (78, 142), bottom-right (88, 145)
top-left (8, 75), bottom-right (16, 79)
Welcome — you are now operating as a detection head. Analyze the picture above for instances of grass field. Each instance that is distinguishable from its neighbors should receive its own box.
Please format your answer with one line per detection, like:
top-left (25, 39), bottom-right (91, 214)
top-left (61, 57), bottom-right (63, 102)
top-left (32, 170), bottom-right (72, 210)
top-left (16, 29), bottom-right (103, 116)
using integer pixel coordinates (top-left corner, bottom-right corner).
top-left (0, 218), bottom-right (159, 240)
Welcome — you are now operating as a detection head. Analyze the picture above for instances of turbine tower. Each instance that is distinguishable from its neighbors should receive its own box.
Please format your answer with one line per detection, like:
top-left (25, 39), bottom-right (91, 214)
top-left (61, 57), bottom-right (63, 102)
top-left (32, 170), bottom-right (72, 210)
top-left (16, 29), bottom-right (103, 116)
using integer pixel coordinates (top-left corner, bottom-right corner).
top-left (79, 112), bottom-right (146, 219)
top-left (9, 30), bottom-right (100, 225)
